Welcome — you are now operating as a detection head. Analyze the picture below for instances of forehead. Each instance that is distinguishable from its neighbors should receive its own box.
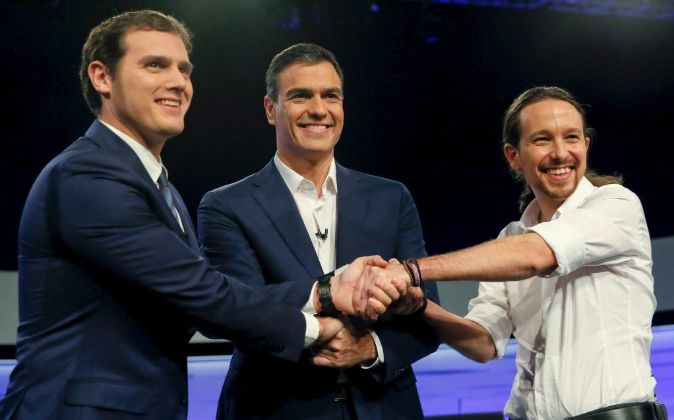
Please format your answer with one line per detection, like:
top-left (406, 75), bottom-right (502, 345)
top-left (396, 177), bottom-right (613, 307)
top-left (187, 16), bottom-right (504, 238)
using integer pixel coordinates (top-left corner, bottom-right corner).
top-left (120, 29), bottom-right (189, 60)
top-left (277, 61), bottom-right (342, 92)
top-left (519, 99), bottom-right (584, 132)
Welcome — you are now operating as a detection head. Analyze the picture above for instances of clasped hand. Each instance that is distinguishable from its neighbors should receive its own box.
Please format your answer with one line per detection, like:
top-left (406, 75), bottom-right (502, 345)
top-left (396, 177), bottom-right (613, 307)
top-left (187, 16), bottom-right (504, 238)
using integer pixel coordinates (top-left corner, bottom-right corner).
top-left (329, 256), bottom-right (426, 321)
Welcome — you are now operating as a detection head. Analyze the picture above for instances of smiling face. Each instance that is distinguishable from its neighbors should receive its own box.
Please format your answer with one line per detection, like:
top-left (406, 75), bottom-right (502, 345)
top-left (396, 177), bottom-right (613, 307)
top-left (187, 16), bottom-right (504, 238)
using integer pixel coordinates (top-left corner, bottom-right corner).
top-left (504, 98), bottom-right (589, 217)
top-left (264, 61), bottom-right (344, 165)
top-left (91, 29), bottom-right (193, 155)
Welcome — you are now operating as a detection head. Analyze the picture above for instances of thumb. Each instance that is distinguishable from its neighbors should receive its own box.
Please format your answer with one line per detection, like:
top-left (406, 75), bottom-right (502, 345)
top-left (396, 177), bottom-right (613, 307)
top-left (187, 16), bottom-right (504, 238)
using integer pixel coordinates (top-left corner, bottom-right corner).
top-left (367, 255), bottom-right (388, 268)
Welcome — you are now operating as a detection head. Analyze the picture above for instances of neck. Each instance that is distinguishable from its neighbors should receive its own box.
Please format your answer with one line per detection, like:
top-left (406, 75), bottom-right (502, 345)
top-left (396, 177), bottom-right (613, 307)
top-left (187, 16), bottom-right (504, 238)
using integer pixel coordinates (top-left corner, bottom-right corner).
top-left (98, 115), bottom-right (165, 161)
top-left (536, 199), bottom-right (562, 223)
top-left (278, 152), bottom-right (333, 195)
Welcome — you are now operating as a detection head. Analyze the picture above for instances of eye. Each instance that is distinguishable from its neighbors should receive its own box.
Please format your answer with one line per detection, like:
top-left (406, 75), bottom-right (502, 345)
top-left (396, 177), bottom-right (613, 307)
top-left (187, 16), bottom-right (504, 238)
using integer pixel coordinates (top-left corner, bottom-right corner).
top-left (325, 92), bottom-right (342, 101)
top-left (289, 93), bottom-right (309, 102)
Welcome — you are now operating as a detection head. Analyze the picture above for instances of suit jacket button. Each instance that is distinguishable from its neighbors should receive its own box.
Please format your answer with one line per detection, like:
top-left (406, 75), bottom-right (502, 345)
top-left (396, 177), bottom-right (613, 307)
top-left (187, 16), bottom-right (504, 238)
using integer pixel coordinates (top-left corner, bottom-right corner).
top-left (181, 394), bottom-right (188, 405)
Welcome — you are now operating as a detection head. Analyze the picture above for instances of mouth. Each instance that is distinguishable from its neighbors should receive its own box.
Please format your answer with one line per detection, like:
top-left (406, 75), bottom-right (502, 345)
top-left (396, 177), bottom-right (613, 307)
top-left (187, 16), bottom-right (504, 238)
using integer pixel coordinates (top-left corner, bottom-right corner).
top-left (297, 122), bottom-right (333, 133)
top-left (156, 98), bottom-right (182, 110)
top-left (542, 166), bottom-right (574, 180)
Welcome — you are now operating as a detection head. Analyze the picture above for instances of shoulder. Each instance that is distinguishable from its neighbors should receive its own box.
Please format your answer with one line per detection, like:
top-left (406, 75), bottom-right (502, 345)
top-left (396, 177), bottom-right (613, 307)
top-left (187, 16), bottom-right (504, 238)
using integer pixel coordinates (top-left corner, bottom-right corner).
top-left (338, 165), bottom-right (410, 193)
top-left (204, 174), bottom-right (257, 199)
top-left (199, 172), bottom-right (260, 213)
top-left (580, 183), bottom-right (644, 213)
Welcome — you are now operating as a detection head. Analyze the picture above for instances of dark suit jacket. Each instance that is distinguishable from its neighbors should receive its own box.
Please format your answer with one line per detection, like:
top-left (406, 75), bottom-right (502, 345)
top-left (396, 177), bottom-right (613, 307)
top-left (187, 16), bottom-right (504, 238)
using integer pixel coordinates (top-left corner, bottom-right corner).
top-left (0, 121), bottom-right (307, 420)
top-left (198, 160), bottom-right (440, 420)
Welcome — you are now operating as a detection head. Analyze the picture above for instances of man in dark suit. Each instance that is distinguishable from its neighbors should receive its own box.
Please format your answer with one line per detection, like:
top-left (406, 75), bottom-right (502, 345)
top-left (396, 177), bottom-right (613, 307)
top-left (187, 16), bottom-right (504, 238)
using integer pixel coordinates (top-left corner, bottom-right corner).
top-left (198, 43), bottom-right (440, 420)
top-left (0, 12), bottom-right (398, 420)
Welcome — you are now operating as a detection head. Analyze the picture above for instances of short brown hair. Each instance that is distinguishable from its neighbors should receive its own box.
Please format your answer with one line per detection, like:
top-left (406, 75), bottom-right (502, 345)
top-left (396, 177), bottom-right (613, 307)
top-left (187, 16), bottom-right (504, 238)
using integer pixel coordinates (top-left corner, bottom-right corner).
top-left (265, 43), bottom-right (343, 102)
top-left (79, 10), bottom-right (192, 115)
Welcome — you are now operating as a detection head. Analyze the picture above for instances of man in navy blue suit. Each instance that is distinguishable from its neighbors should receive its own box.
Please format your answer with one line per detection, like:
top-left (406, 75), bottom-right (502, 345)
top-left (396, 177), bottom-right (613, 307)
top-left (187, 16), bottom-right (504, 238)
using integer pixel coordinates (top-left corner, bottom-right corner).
top-left (198, 43), bottom-right (440, 420)
top-left (0, 12), bottom-right (401, 420)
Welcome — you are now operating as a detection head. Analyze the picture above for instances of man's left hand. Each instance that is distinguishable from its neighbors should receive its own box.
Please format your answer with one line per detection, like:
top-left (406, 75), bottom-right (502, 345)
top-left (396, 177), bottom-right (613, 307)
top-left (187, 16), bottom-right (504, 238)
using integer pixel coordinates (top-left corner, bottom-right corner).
top-left (311, 317), bottom-right (377, 368)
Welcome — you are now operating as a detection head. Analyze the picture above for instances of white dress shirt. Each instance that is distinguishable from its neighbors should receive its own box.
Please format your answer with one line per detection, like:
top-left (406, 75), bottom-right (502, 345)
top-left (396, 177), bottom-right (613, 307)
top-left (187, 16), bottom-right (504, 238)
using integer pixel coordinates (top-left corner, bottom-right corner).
top-left (465, 177), bottom-right (657, 419)
top-left (274, 154), bottom-right (385, 366)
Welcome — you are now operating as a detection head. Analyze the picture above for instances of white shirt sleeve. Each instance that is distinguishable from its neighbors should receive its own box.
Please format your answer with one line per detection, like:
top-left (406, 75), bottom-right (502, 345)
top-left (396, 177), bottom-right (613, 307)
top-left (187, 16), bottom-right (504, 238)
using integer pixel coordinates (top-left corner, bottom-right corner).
top-left (303, 313), bottom-right (320, 348)
top-left (359, 331), bottom-right (384, 369)
top-left (465, 281), bottom-right (514, 359)
top-left (529, 185), bottom-right (648, 277)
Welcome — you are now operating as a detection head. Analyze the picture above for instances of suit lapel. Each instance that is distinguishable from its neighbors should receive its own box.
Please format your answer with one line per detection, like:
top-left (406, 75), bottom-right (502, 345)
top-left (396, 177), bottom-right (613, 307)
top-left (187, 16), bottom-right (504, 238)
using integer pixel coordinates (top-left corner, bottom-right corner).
top-left (335, 164), bottom-right (368, 267)
top-left (252, 161), bottom-right (324, 278)
top-left (85, 120), bottom-right (194, 247)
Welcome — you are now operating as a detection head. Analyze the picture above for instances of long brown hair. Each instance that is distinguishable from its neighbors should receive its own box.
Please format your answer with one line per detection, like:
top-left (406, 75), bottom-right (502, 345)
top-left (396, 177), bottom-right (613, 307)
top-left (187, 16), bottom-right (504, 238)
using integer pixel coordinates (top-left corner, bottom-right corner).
top-left (502, 86), bottom-right (623, 212)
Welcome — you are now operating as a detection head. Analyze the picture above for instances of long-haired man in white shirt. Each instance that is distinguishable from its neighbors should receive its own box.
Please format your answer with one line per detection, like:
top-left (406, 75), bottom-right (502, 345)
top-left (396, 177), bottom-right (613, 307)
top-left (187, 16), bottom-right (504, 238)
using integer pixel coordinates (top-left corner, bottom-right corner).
top-left (366, 86), bottom-right (667, 419)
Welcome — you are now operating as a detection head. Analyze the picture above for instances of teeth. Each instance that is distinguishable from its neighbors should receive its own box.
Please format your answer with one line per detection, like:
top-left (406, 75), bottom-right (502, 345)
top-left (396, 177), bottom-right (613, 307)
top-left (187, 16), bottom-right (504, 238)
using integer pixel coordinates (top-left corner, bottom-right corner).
top-left (158, 99), bottom-right (180, 107)
top-left (547, 167), bottom-right (571, 175)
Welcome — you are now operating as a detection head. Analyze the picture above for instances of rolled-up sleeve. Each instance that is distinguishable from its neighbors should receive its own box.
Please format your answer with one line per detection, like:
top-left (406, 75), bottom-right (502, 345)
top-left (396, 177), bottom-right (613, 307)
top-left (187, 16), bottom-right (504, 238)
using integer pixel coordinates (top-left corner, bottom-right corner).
top-left (465, 281), bottom-right (514, 359)
top-left (529, 185), bottom-right (646, 277)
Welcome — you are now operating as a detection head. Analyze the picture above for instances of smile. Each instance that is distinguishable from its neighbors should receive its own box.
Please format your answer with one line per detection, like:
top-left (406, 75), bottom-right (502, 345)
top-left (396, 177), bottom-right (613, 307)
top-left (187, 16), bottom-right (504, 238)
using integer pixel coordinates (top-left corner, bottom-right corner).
top-left (298, 124), bottom-right (331, 133)
top-left (157, 99), bottom-right (181, 107)
top-left (546, 167), bottom-right (571, 175)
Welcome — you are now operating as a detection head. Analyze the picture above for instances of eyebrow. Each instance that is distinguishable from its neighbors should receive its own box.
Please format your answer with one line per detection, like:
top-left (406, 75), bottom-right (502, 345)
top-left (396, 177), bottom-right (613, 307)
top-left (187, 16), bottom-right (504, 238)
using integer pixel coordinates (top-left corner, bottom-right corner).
top-left (284, 87), bottom-right (343, 97)
top-left (138, 55), bottom-right (194, 74)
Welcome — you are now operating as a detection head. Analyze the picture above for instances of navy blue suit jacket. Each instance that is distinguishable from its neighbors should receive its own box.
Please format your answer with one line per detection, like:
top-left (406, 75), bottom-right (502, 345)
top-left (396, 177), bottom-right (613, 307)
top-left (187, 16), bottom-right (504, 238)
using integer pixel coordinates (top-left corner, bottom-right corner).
top-left (0, 121), bottom-right (307, 420)
top-left (198, 160), bottom-right (440, 420)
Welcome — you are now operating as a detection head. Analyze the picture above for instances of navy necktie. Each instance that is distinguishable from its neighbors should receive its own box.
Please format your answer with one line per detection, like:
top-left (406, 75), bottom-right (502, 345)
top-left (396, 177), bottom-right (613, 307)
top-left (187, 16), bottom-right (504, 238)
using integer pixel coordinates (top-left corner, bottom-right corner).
top-left (158, 168), bottom-right (183, 230)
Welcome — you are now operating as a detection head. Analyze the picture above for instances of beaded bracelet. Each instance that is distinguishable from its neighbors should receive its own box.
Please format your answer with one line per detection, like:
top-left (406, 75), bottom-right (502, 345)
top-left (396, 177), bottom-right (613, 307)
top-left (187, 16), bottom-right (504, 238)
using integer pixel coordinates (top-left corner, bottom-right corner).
top-left (403, 258), bottom-right (422, 287)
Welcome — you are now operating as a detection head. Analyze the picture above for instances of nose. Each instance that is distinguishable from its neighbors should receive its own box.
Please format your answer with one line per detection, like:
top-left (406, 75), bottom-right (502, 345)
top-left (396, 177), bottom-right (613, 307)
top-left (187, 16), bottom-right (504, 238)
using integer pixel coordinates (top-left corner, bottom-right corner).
top-left (307, 95), bottom-right (328, 118)
top-left (549, 138), bottom-right (569, 161)
top-left (166, 66), bottom-right (189, 92)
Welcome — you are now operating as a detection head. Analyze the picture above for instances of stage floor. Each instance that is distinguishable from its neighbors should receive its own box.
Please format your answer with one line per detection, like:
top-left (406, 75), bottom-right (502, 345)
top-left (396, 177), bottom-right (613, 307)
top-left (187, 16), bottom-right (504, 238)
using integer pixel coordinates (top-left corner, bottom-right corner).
top-left (2, 325), bottom-right (673, 419)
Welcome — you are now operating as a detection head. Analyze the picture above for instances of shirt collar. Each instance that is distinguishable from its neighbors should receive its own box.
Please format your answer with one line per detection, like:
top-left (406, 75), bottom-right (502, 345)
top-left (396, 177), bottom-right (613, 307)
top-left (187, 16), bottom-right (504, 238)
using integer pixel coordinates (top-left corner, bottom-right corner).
top-left (521, 176), bottom-right (595, 226)
top-left (99, 120), bottom-right (164, 185)
top-left (273, 153), bottom-right (338, 195)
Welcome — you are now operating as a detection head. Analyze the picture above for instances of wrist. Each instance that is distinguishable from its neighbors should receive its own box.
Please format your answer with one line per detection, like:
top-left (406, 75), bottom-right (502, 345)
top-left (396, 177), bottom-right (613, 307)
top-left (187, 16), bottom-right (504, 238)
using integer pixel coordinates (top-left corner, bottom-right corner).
top-left (317, 271), bottom-right (337, 316)
top-left (362, 333), bottom-right (377, 363)
top-left (402, 259), bottom-right (423, 287)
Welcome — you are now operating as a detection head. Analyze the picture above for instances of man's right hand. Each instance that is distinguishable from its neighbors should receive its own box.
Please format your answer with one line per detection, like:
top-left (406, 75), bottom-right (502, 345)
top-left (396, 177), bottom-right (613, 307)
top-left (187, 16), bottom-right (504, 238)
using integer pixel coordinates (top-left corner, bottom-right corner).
top-left (332, 256), bottom-right (408, 320)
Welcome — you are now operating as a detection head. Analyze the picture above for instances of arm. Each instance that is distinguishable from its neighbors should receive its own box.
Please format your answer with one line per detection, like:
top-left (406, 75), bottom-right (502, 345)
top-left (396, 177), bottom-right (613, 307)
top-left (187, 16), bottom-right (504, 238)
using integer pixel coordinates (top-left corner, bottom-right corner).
top-left (419, 232), bottom-right (557, 282)
top-left (54, 158), bottom-right (306, 361)
top-left (422, 301), bottom-right (496, 363)
top-left (367, 231), bottom-right (557, 290)
top-left (199, 190), bottom-right (396, 317)
top-left (198, 191), bottom-right (315, 307)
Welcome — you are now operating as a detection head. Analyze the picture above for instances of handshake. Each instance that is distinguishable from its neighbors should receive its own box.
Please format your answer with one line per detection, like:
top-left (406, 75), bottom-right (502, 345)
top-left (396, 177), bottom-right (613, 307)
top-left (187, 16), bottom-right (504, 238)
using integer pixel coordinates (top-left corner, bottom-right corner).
top-left (313, 255), bottom-right (426, 345)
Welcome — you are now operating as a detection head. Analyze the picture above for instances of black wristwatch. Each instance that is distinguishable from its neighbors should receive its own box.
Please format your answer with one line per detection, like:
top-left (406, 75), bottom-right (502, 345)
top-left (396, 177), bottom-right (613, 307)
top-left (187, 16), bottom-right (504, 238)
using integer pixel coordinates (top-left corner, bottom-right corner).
top-left (317, 271), bottom-right (337, 316)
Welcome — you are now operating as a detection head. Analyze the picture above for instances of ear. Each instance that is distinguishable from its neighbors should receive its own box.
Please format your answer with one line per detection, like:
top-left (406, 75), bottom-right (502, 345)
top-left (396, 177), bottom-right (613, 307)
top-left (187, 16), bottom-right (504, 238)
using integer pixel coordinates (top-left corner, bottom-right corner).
top-left (503, 143), bottom-right (520, 172)
top-left (88, 60), bottom-right (112, 97)
top-left (585, 135), bottom-right (591, 148)
top-left (263, 96), bottom-right (276, 126)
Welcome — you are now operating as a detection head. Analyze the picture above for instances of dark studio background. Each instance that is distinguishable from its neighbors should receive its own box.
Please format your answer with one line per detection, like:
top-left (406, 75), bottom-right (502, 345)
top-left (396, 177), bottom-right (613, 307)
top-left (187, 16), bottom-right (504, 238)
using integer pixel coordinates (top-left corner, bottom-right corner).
top-left (2, 0), bottom-right (673, 310)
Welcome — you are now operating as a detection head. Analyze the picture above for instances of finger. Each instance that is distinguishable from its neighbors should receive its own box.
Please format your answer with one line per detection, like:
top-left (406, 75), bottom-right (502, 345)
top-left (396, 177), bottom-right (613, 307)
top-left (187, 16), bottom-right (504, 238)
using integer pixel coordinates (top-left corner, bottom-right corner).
top-left (367, 286), bottom-right (393, 308)
top-left (312, 354), bottom-right (337, 367)
top-left (375, 277), bottom-right (401, 301)
top-left (351, 266), bottom-right (369, 314)
top-left (367, 297), bottom-right (386, 320)
top-left (366, 255), bottom-right (388, 269)
top-left (358, 266), bottom-right (377, 316)
top-left (388, 257), bottom-right (400, 264)
top-left (390, 278), bottom-right (408, 296)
